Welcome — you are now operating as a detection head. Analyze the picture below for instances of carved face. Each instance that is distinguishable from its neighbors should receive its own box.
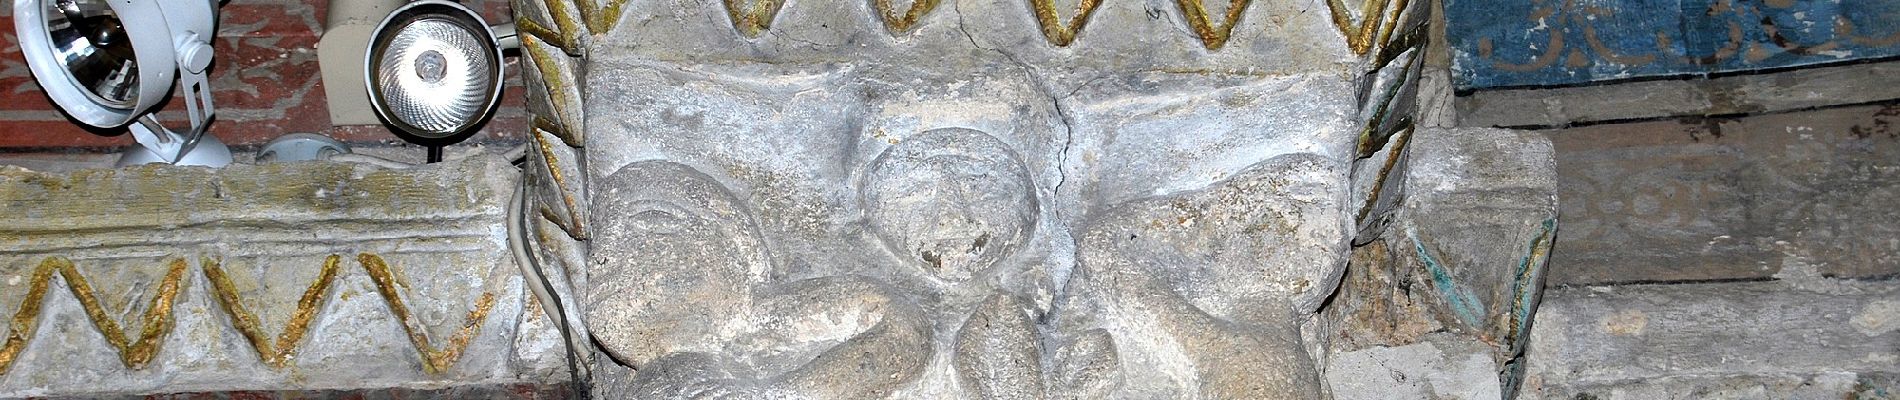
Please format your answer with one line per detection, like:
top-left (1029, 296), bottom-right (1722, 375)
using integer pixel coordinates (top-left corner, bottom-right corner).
top-left (862, 128), bottom-right (1039, 284)
top-left (587, 161), bottom-right (770, 367)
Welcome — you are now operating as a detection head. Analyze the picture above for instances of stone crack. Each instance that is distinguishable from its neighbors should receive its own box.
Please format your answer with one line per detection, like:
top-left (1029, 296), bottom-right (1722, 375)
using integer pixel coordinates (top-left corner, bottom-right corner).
top-left (951, 1), bottom-right (1076, 200)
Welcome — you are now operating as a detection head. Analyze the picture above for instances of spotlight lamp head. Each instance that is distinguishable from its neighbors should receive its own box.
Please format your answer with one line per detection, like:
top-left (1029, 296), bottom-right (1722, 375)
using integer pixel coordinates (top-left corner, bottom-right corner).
top-left (13, 0), bottom-right (228, 166)
top-left (365, 0), bottom-right (506, 153)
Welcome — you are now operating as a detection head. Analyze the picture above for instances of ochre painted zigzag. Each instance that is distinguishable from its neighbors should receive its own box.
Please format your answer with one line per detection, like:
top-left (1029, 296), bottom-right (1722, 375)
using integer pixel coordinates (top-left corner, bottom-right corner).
top-left (359, 253), bottom-right (498, 374)
top-left (1177, 0), bottom-right (1253, 50)
top-left (203, 255), bottom-right (343, 368)
top-left (0, 257), bottom-right (187, 375)
top-left (2, 254), bottom-right (499, 375)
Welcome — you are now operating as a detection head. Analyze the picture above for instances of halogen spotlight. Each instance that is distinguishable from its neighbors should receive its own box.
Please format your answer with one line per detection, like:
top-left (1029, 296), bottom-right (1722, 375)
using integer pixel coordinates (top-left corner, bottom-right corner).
top-left (12, 0), bottom-right (231, 167)
top-left (365, 0), bottom-right (504, 161)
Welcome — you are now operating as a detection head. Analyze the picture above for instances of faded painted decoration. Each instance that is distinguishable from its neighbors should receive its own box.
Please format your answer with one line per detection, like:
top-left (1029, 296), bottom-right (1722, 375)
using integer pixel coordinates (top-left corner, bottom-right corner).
top-left (1447, 0), bottom-right (1900, 89)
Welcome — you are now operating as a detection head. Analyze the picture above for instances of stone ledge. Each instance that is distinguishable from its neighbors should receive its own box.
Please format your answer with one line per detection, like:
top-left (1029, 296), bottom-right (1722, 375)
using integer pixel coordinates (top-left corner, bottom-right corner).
top-left (1522, 280), bottom-right (1900, 399)
top-left (0, 156), bottom-right (566, 397)
top-left (1456, 61), bottom-right (1900, 129)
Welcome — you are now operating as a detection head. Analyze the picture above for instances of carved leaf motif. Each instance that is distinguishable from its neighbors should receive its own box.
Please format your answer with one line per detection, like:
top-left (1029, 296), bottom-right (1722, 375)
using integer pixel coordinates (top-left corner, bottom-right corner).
top-left (1028, 0), bottom-right (1102, 46)
top-left (1175, 0), bottom-right (1252, 50)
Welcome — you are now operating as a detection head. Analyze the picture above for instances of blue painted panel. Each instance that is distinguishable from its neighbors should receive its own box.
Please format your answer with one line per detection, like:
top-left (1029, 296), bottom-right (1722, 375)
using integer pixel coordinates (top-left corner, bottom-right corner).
top-left (1448, 0), bottom-right (1900, 90)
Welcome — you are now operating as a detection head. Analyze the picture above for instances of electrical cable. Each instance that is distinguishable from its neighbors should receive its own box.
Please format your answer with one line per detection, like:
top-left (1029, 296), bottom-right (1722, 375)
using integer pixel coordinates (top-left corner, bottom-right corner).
top-left (325, 144), bottom-right (584, 395)
top-left (326, 153), bottom-right (415, 169)
top-left (507, 160), bottom-right (591, 398)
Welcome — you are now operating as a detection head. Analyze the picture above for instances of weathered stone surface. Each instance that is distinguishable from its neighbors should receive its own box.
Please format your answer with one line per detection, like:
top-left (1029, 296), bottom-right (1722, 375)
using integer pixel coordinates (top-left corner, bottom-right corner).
top-left (1547, 103), bottom-right (1900, 285)
top-left (1321, 238), bottom-right (1448, 352)
top-left (1325, 334), bottom-right (1505, 400)
top-left (1520, 282), bottom-right (1900, 399)
top-left (1319, 126), bottom-right (1558, 398)
top-left (1538, 373), bottom-right (1898, 400)
top-left (0, 157), bottom-right (564, 397)
top-left (567, 0), bottom-right (1448, 393)
top-left (1399, 127), bottom-right (1556, 352)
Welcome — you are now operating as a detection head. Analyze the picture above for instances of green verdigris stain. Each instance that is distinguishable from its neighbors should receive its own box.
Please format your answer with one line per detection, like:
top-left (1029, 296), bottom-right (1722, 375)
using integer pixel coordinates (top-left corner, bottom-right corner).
top-left (1508, 219), bottom-right (1556, 346)
top-left (1408, 226), bottom-right (1485, 328)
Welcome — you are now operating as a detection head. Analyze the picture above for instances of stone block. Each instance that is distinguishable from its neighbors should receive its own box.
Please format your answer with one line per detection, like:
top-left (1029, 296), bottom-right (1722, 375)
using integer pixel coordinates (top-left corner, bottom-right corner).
top-left (1398, 127), bottom-right (1557, 352)
top-left (0, 157), bottom-right (564, 397)
top-left (1325, 334), bottom-right (1505, 400)
top-left (1521, 282), bottom-right (1900, 399)
top-left (1547, 103), bottom-right (1900, 285)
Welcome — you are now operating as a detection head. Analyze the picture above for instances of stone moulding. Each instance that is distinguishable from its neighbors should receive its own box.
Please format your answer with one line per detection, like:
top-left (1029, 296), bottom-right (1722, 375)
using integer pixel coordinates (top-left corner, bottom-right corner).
top-left (0, 257), bottom-right (186, 375)
top-left (0, 254), bottom-right (498, 376)
top-left (0, 157), bottom-right (563, 397)
top-left (514, 0), bottom-right (1414, 50)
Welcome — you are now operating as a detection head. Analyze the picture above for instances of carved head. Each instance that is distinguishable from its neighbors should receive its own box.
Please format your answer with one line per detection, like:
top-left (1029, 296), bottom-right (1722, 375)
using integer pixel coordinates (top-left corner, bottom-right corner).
top-left (861, 128), bottom-right (1039, 284)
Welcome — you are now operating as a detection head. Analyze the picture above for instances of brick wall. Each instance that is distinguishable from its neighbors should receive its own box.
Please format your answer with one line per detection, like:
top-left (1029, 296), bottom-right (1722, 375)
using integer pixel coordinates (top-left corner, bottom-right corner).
top-left (0, 0), bottom-right (524, 151)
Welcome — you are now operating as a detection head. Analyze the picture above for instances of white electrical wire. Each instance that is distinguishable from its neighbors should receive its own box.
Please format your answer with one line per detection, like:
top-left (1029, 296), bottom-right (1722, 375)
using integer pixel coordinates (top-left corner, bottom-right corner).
top-left (326, 153), bottom-right (416, 169)
top-left (506, 156), bottom-right (590, 396)
top-left (325, 143), bottom-right (582, 392)
top-left (322, 144), bottom-right (530, 169)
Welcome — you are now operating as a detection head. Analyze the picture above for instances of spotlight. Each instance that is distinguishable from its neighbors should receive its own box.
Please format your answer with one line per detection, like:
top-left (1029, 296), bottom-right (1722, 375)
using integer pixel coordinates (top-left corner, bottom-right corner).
top-left (12, 0), bottom-right (231, 167)
top-left (365, 0), bottom-right (513, 162)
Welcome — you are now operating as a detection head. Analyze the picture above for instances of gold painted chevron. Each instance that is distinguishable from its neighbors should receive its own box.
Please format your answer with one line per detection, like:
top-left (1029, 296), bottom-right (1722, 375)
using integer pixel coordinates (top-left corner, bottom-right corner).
top-left (203, 255), bottom-right (342, 368)
top-left (358, 253), bottom-right (498, 374)
top-left (0, 257), bottom-right (186, 375)
top-left (875, 0), bottom-right (940, 33)
top-left (0, 254), bottom-right (502, 376)
top-left (724, 0), bottom-right (785, 37)
top-left (1177, 0), bottom-right (1251, 50)
top-left (1028, 0), bottom-right (1101, 46)
top-left (514, 0), bottom-right (630, 51)
top-left (1326, 0), bottom-right (1410, 55)
top-left (0, 259), bottom-right (57, 376)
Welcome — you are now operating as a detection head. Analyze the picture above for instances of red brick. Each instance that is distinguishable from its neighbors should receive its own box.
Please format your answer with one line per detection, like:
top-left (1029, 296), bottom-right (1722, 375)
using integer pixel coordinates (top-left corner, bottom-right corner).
top-left (1, 0), bottom-right (528, 151)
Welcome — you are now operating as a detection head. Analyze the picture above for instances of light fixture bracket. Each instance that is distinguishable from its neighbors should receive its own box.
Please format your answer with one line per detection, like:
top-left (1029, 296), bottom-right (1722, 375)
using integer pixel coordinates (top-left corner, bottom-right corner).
top-left (12, 0), bottom-right (229, 166)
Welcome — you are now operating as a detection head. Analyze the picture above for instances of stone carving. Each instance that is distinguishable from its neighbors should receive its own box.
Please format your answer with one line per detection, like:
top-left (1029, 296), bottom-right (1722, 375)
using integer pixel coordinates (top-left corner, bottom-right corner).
top-left (1329, 0), bottom-right (1412, 54)
top-left (513, 0), bottom-right (1394, 48)
top-left (1027, 0), bottom-right (1101, 46)
top-left (0, 254), bottom-right (502, 376)
top-left (588, 160), bottom-right (933, 397)
top-left (1065, 155), bottom-right (1343, 398)
top-left (725, 0), bottom-right (786, 37)
top-left (862, 128), bottom-right (1039, 284)
top-left (0, 258), bottom-right (187, 374)
top-left (203, 255), bottom-right (343, 368)
top-left (876, 0), bottom-right (941, 33)
top-left (0, 157), bottom-right (563, 396)
top-left (509, 0), bottom-right (1561, 395)
top-left (1176, 0), bottom-right (1252, 50)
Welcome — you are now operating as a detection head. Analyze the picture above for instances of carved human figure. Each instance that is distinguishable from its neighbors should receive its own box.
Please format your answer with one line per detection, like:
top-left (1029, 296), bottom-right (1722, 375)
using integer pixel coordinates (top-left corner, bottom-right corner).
top-left (1060, 154), bottom-right (1342, 398)
top-left (553, 0), bottom-right (1406, 393)
top-left (860, 128), bottom-right (1117, 399)
top-left (587, 161), bottom-right (932, 398)
top-left (586, 127), bottom-right (1122, 398)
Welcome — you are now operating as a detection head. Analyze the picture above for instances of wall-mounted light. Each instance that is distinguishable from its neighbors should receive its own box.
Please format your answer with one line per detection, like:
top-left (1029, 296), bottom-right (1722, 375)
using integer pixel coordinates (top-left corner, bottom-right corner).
top-left (365, 0), bottom-right (515, 163)
top-left (12, 0), bottom-right (231, 167)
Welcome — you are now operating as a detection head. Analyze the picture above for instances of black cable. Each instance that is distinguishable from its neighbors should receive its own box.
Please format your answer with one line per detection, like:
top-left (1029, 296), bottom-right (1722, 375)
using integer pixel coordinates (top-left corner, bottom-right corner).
top-left (514, 180), bottom-right (592, 398)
